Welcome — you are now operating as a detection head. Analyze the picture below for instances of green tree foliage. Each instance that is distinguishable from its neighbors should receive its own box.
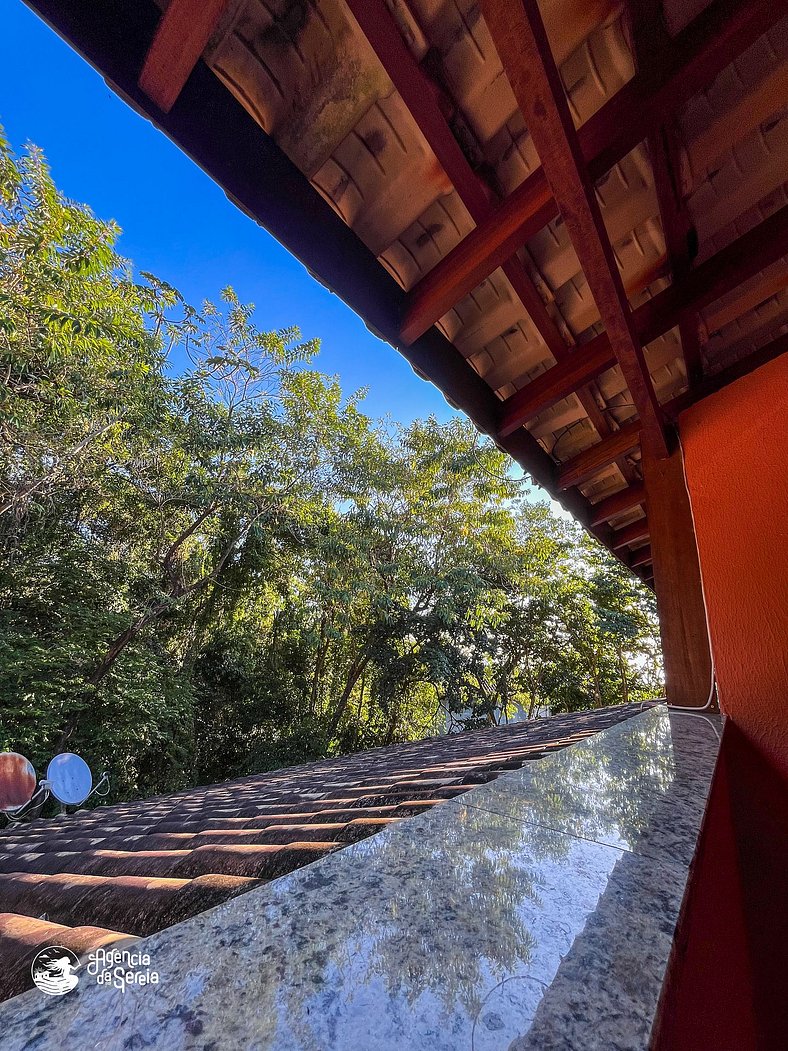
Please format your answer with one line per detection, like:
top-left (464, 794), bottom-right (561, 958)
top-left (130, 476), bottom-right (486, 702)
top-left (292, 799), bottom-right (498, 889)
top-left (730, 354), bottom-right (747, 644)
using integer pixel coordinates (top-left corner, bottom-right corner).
top-left (0, 133), bottom-right (663, 800)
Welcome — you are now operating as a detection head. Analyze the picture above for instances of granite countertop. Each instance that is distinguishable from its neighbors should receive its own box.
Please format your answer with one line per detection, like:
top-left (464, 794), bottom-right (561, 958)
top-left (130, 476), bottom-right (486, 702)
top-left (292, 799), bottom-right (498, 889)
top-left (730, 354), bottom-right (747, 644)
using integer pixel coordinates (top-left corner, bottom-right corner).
top-left (0, 704), bottom-right (722, 1050)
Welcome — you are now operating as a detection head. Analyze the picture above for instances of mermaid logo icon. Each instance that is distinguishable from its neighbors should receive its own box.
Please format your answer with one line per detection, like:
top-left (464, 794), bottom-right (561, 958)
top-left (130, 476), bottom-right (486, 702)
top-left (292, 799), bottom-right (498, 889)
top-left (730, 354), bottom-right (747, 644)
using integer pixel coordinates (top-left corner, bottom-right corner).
top-left (31, 945), bottom-right (80, 996)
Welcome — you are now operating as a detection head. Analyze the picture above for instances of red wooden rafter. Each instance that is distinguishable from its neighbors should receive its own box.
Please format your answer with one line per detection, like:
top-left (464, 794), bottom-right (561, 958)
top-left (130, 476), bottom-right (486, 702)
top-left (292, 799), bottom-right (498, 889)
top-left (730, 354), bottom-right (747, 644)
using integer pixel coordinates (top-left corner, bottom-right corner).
top-left (589, 484), bottom-right (647, 528)
top-left (611, 518), bottom-right (651, 552)
top-left (481, 0), bottom-right (669, 456)
top-left (629, 1), bottom-right (704, 390)
top-left (344, 0), bottom-right (631, 483)
top-left (400, 0), bottom-right (780, 347)
top-left (498, 204), bottom-right (788, 436)
top-left (138, 0), bottom-right (232, 112)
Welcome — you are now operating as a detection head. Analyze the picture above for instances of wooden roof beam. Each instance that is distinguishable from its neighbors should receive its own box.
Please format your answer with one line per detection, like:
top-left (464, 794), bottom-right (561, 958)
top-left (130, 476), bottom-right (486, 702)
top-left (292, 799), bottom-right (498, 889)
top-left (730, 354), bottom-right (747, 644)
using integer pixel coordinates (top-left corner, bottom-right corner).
top-left (344, 0), bottom-right (568, 366)
top-left (556, 330), bottom-right (788, 494)
top-left (668, 332), bottom-right (788, 417)
top-left (138, 0), bottom-right (232, 113)
top-left (611, 518), bottom-right (650, 551)
top-left (498, 333), bottom-right (616, 438)
top-left (557, 423), bottom-right (642, 490)
top-left (482, 0), bottom-right (668, 455)
top-left (556, 335), bottom-right (787, 497)
top-left (400, 174), bottom-right (555, 346)
top-left (631, 546), bottom-right (653, 569)
top-left (497, 204), bottom-right (788, 436)
top-left (637, 204), bottom-right (788, 345)
top-left (589, 484), bottom-right (647, 527)
top-left (346, 0), bottom-right (629, 487)
top-left (629, 1), bottom-right (703, 390)
top-left (400, 0), bottom-right (779, 346)
top-left (584, 0), bottom-right (778, 178)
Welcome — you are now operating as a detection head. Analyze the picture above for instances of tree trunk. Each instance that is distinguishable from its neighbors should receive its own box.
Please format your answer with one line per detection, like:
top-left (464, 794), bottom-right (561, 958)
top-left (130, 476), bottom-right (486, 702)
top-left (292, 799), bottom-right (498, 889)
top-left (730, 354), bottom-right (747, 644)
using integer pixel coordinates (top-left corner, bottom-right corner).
top-left (324, 648), bottom-right (371, 742)
top-left (616, 644), bottom-right (629, 704)
top-left (310, 617), bottom-right (328, 717)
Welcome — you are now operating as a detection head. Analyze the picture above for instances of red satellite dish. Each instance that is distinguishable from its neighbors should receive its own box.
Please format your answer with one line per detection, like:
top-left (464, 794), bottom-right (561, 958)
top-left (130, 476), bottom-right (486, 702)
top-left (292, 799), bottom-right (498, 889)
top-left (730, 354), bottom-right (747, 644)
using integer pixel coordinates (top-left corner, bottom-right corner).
top-left (0, 752), bottom-right (37, 813)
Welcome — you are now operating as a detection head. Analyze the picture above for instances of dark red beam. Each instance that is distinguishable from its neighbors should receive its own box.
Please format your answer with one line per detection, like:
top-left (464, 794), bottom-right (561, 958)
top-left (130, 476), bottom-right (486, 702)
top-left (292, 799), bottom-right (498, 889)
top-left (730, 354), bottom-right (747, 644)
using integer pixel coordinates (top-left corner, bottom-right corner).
top-left (555, 330), bottom-right (788, 493)
top-left (631, 545), bottom-right (653, 569)
top-left (346, 0), bottom-right (629, 485)
top-left (498, 334), bottom-right (616, 438)
top-left (557, 423), bottom-right (642, 490)
top-left (402, 0), bottom-right (780, 346)
top-left (668, 332), bottom-right (788, 417)
top-left (611, 518), bottom-right (651, 551)
top-left (628, 1), bottom-right (705, 390)
top-left (589, 484), bottom-right (647, 527)
top-left (401, 175), bottom-right (555, 345)
top-left (497, 204), bottom-right (788, 436)
top-left (583, 0), bottom-right (778, 179)
top-left (138, 0), bottom-right (232, 113)
top-left (637, 205), bottom-right (788, 346)
top-left (344, 0), bottom-right (488, 218)
top-left (482, 0), bottom-right (668, 455)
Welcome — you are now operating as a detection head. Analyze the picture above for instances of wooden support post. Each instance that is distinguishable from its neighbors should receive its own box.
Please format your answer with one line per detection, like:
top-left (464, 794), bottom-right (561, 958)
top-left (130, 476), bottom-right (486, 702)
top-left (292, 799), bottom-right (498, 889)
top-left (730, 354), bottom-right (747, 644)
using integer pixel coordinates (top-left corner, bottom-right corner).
top-left (642, 440), bottom-right (713, 707)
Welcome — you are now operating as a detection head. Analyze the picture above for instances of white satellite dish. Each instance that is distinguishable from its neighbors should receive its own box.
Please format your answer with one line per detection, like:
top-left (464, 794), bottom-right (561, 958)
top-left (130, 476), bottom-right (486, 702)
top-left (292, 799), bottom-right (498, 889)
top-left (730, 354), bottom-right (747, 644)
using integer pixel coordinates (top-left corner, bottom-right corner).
top-left (0, 752), bottom-right (37, 813)
top-left (46, 753), bottom-right (93, 806)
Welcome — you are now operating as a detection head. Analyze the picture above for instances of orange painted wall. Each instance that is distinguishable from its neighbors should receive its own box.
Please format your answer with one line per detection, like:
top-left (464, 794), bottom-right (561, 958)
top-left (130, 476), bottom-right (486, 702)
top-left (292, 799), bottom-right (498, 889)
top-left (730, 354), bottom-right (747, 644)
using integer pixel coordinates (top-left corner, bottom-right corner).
top-left (680, 354), bottom-right (788, 777)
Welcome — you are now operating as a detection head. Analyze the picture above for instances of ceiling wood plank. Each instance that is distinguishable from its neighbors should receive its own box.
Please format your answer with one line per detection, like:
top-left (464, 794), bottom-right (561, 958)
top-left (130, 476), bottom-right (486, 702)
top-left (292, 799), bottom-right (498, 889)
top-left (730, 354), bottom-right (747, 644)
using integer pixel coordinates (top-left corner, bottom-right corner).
top-left (138, 0), bottom-right (232, 113)
top-left (557, 423), bottom-right (642, 490)
top-left (401, 0), bottom-right (781, 344)
top-left (589, 485), bottom-right (647, 527)
top-left (498, 335), bottom-right (617, 438)
top-left (631, 545), bottom-right (653, 569)
top-left (611, 518), bottom-right (651, 551)
top-left (481, 0), bottom-right (669, 455)
top-left (496, 205), bottom-right (788, 434)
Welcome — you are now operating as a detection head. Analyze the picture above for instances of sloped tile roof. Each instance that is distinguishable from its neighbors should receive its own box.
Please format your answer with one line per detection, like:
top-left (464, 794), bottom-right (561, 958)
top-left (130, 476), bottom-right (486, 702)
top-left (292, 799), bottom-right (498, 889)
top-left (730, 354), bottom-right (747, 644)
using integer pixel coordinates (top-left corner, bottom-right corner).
top-left (0, 703), bottom-right (647, 1002)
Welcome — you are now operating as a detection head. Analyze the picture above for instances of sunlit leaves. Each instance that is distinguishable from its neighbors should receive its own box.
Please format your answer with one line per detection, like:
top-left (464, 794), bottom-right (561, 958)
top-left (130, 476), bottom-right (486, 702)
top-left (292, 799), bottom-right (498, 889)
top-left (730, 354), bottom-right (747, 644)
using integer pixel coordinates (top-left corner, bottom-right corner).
top-left (0, 129), bottom-right (662, 801)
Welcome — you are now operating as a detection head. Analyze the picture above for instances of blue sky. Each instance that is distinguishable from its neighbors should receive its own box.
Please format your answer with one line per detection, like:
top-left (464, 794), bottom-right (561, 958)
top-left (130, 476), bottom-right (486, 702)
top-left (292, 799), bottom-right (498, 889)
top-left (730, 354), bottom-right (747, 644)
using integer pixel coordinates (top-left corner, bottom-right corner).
top-left (1, 1), bottom-right (460, 426)
top-left (2, 2), bottom-right (560, 509)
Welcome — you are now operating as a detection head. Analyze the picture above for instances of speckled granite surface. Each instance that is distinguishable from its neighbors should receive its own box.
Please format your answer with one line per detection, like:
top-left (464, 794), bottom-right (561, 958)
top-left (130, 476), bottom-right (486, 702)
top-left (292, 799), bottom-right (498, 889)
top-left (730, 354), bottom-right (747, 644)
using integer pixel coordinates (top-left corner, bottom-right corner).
top-left (0, 705), bottom-right (722, 1050)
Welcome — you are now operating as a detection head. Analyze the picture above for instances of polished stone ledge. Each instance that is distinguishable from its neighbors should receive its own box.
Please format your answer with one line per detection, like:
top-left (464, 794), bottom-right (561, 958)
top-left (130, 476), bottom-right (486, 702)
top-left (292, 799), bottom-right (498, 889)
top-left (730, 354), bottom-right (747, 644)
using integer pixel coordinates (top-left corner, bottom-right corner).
top-left (0, 705), bottom-right (722, 1051)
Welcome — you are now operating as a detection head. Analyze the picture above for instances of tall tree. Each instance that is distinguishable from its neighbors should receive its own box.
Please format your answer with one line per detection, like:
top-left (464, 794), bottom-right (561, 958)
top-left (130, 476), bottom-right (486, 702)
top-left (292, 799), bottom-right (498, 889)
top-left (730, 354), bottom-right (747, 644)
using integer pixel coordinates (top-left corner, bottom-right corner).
top-left (0, 131), bottom-right (663, 801)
